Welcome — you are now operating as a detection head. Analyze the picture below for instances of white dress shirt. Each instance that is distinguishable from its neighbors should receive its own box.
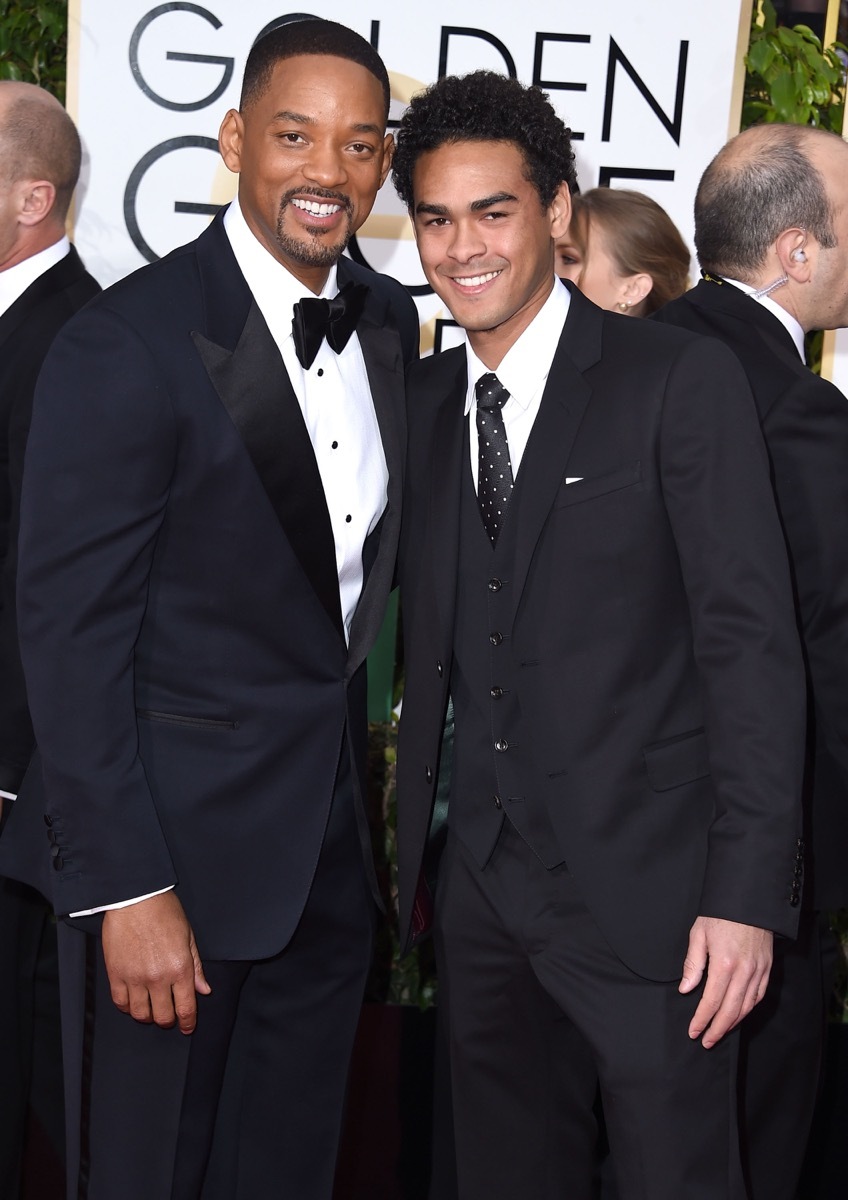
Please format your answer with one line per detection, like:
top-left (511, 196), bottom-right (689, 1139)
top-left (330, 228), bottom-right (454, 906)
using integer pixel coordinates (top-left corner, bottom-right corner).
top-left (72, 202), bottom-right (387, 916)
top-left (464, 279), bottom-right (570, 487)
top-left (0, 236), bottom-right (69, 320)
top-left (224, 198), bottom-right (388, 640)
top-left (723, 277), bottom-right (806, 362)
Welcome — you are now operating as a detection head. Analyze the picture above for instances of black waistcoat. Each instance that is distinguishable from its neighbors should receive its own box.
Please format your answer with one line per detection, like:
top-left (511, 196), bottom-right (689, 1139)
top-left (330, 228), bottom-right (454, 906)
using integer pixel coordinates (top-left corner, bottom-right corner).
top-left (450, 436), bottom-right (564, 869)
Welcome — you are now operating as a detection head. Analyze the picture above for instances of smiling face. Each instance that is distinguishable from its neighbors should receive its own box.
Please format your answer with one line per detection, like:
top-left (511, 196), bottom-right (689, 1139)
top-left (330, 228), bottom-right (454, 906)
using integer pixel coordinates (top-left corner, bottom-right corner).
top-left (411, 139), bottom-right (570, 367)
top-left (219, 54), bottom-right (393, 292)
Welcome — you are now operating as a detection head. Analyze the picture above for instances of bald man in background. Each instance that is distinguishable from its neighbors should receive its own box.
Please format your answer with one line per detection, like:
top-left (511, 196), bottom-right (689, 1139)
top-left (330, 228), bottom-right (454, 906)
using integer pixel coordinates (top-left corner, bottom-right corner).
top-left (0, 81), bottom-right (100, 1196)
top-left (655, 122), bottom-right (848, 1200)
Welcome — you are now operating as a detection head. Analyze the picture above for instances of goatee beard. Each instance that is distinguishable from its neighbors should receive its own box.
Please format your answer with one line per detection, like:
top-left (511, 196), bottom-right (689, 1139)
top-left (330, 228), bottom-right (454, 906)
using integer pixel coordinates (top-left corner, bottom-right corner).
top-left (275, 190), bottom-right (353, 268)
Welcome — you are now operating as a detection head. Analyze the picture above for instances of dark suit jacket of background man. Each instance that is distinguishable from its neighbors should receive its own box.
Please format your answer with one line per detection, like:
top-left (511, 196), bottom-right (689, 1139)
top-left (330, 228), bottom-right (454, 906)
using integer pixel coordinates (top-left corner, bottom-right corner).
top-left (655, 278), bottom-right (848, 1198)
top-left (396, 284), bottom-right (805, 982)
top-left (0, 244), bottom-right (99, 1197)
top-left (0, 246), bottom-right (100, 793)
top-left (0, 207), bottom-right (416, 959)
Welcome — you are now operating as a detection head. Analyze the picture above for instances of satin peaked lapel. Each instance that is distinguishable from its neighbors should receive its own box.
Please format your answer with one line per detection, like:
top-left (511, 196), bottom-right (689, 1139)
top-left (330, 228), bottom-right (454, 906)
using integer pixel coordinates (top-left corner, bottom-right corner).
top-left (510, 287), bottom-right (601, 608)
top-left (346, 300), bottom-right (407, 678)
top-left (192, 301), bottom-right (344, 639)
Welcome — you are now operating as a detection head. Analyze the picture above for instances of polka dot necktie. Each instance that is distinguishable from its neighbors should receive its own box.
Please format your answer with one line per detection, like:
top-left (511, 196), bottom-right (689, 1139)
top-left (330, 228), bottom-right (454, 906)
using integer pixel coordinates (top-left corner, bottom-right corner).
top-left (475, 372), bottom-right (514, 546)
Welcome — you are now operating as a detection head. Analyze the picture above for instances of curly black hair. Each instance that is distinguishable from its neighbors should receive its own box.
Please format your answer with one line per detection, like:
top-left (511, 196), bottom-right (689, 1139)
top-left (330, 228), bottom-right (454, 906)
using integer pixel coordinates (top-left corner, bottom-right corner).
top-left (392, 71), bottom-right (577, 211)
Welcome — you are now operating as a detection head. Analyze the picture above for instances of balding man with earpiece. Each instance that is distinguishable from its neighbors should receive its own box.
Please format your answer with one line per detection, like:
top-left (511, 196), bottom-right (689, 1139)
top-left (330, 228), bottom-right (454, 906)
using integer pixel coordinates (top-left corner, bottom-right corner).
top-left (655, 122), bottom-right (848, 1200)
top-left (0, 80), bottom-right (100, 1196)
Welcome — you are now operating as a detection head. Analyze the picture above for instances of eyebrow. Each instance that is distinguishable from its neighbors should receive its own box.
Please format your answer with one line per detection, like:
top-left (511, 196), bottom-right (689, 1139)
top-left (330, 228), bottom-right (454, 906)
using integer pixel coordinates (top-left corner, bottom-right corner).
top-left (414, 192), bottom-right (519, 217)
top-left (470, 191), bottom-right (518, 211)
top-left (271, 110), bottom-right (313, 125)
top-left (269, 111), bottom-right (383, 137)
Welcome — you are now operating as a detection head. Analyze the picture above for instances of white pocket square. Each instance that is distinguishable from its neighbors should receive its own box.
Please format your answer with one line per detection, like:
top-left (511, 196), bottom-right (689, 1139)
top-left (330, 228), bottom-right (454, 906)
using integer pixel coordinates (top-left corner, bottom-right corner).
top-left (565, 477), bottom-right (583, 485)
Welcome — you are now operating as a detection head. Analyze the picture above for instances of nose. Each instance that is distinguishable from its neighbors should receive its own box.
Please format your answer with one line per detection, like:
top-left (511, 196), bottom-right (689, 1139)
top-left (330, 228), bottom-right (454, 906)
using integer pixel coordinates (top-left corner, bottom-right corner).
top-left (446, 219), bottom-right (486, 264)
top-left (302, 139), bottom-right (348, 189)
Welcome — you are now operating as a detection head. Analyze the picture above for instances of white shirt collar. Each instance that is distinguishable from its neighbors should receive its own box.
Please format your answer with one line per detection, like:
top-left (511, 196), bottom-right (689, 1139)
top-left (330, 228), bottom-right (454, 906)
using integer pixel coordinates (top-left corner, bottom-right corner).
top-left (464, 279), bottom-right (570, 413)
top-left (723, 276), bottom-right (806, 362)
top-left (223, 197), bottom-right (339, 348)
top-left (0, 236), bottom-right (70, 319)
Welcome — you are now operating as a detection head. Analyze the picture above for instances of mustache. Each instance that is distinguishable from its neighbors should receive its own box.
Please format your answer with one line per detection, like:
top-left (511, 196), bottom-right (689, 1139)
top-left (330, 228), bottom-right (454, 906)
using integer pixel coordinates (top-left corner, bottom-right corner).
top-left (280, 187), bottom-right (353, 214)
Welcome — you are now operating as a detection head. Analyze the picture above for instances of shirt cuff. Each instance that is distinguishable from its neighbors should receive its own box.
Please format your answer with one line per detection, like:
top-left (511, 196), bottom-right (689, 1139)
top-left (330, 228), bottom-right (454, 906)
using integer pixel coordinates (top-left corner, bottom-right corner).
top-left (70, 885), bottom-right (174, 918)
top-left (0, 790), bottom-right (17, 801)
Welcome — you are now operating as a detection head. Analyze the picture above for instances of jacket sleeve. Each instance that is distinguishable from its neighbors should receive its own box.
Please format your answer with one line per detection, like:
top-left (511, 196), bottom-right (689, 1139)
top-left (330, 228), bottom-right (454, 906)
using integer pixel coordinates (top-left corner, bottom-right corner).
top-left (658, 335), bottom-right (806, 936)
top-left (16, 302), bottom-right (178, 913)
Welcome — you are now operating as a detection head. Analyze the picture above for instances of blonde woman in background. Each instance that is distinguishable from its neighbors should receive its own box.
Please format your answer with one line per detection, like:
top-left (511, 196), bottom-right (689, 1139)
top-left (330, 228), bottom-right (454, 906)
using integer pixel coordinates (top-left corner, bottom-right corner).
top-left (557, 187), bottom-right (690, 315)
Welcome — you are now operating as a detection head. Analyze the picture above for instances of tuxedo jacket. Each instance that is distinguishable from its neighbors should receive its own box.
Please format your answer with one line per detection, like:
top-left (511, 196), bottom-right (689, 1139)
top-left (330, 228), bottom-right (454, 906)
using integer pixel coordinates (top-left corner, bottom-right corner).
top-left (396, 284), bottom-right (806, 981)
top-left (0, 246), bottom-right (100, 795)
top-left (0, 212), bottom-right (417, 960)
top-left (655, 279), bottom-right (848, 910)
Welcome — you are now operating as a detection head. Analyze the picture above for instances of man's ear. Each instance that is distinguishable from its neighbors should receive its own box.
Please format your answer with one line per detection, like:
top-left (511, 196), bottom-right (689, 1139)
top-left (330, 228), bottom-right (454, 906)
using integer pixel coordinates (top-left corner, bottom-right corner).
top-left (219, 109), bottom-right (244, 174)
top-left (379, 133), bottom-right (395, 189)
top-left (18, 180), bottom-right (56, 227)
top-left (775, 226), bottom-right (812, 283)
top-left (549, 181), bottom-right (572, 240)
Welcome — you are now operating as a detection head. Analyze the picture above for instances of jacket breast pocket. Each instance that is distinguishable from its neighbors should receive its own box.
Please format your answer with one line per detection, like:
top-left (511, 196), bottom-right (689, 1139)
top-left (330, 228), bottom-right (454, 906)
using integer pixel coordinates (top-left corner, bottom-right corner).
top-left (554, 461), bottom-right (642, 509)
top-left (643, 729), bottom-right (710, 792)
top-left (136, 709), bottom-right (239, 731)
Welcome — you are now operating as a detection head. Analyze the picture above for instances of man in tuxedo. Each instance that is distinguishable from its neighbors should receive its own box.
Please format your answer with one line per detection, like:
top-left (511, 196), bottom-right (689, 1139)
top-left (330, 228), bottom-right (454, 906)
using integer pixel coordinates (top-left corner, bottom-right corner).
top-left (654, 122), bottom-right (848, 1200)
top-left (0, 81), bottom-right (100, 1196)
top-left (0, 20), bottom-right (417, 1200)
top-left (391, 72), bottom-right (805, 1199)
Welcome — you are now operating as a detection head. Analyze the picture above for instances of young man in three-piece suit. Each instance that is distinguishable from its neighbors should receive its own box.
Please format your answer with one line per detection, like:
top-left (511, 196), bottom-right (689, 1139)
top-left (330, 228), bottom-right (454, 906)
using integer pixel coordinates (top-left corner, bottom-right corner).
top-left (391, 71), bottom-right (806, 1199)
top-left (0, 80), bottom-right (100, 1197)
top-left (0, 21), bottom-right (417, 1200)
top-left (655, 122), bottom-right (848, 1200)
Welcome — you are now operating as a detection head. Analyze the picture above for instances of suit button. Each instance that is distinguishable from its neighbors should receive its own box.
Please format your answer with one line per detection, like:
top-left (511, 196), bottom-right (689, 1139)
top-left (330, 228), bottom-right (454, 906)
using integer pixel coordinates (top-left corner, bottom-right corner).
top-left (436, 660), bottom-right (443, 677)
top-left (491, 686), bottom-right (504, 699)
top-left (489, 632), bottom-right (503, 646)
top-left (495, 738), bottom-right (509, 752)
top-left (43, 814), bottom-right (53, 827)
top-left (488, 578), bottom-right (502, 592)
top-left (794, 865), bottom-right (803, 879)
top-left (50, 844), bottom-right (61, 858)
top-left (790, 893), bottom-right (800, 907)
top-left (494, 795), bottom-right (502, 809)
top-left (52, 855), bottom-right (63, 871)
top-left (425, 766), bottom-right (433, 783)
top-left (46, 829), bottom-right (56, 845)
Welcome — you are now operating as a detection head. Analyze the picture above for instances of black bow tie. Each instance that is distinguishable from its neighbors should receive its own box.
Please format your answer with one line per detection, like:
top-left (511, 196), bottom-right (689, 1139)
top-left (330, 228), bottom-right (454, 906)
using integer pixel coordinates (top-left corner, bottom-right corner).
top-left (291, 280), bottom-right (369, 370)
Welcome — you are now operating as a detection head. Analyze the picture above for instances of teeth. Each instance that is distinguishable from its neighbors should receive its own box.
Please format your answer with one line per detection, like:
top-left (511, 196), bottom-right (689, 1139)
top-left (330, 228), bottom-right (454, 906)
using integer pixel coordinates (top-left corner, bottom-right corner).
top-left (455, 271), bottom-right (501, 287)
top-left (291, 198), bottom-right (342, 216)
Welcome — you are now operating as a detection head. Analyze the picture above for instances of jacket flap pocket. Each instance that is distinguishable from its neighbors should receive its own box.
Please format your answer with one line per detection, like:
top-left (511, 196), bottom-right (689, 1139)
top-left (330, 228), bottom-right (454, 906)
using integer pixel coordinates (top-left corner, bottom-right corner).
top-left (554, 461), bottom-right (642, 508)
top-left (643, 729), bottom-right (709, 792)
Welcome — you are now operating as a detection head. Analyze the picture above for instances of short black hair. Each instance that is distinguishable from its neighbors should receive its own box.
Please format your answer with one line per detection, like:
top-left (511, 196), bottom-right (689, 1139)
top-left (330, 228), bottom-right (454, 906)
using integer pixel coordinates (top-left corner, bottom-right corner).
top-left (240, 19), bottom-right (391, 119)
top-left (392, 71), bottom-right (577, 211)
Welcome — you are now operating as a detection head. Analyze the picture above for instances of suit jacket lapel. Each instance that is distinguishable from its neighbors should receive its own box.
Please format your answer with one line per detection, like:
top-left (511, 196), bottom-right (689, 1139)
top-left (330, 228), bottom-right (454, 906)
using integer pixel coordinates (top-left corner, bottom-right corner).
top-left (0, 245), bottom-right (90, 348)
top-left (687, 279), bottom-right (801, 366)
top-left (192, 214), bottom-right (344, 638)
top-left (426, 350), bottom-right (467, 643)
top-left (345, 268), bottom-right (408, 677)
top-left (510, 285), bottom-right (600, 606)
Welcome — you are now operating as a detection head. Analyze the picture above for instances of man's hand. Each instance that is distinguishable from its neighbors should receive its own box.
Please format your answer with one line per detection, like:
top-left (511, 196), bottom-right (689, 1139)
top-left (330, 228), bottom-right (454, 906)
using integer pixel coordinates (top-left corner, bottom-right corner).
top-left (679, 916), bottom-right (773, 1049)
top-left (101, 890), bottom-right (211, 1035)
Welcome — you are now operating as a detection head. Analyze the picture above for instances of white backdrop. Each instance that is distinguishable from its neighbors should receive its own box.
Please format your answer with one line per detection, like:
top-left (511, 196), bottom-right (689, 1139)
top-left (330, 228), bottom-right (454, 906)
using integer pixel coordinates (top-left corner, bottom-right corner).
top-left (68, 0), bottom-right (752, 344)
